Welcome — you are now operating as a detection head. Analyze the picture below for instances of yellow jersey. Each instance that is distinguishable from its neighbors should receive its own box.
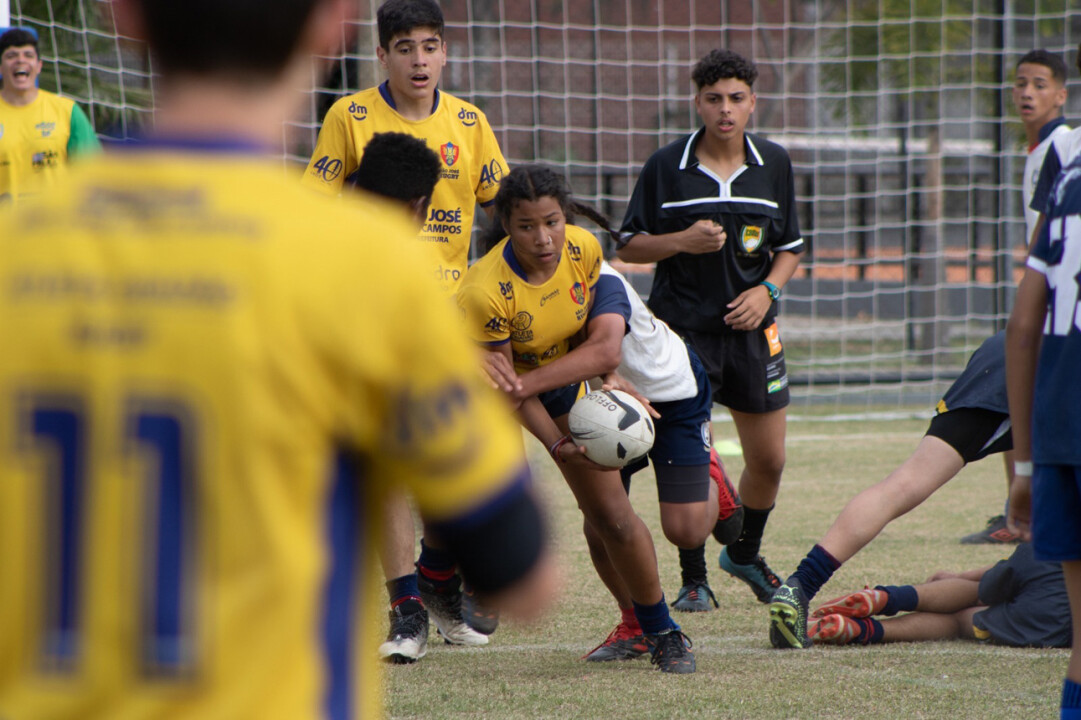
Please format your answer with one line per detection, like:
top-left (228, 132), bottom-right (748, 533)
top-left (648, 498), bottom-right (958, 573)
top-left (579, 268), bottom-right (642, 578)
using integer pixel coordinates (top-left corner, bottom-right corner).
top-left (301, 82), bottom-right (507, 293)
top-left (0, 142), bottom-right (529, 720)
top-left (0, 89), bottom-right (101, 206)
top-left (457, 225), bottom-right (603, 373)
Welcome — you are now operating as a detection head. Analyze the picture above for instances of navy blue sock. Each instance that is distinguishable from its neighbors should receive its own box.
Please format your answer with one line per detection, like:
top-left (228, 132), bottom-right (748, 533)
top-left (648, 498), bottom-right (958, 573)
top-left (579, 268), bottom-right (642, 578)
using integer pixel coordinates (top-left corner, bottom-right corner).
top-left (417, 539), bottom-right (456, 584)
top-left (1062, 679), bottom-right (1081, 719)
top-left (632, 597), bottom-right (679, 635)
top-left (876, 584), bottom-right (918, 616)
top-left (789, 544), bottom-right (841, 602)
top-left (386, 573), bottom-right (421, 606)
top-left (860, 618), bottom-right (884, 644)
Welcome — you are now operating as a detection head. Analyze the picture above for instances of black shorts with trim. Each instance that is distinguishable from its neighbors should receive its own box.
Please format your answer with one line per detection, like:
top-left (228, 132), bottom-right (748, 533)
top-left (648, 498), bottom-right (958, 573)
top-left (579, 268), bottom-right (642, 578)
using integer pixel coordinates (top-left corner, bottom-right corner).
top-left (925, 406), bottom-right (1012, 464)
top-left (679, 325), bottom-right (789, 414)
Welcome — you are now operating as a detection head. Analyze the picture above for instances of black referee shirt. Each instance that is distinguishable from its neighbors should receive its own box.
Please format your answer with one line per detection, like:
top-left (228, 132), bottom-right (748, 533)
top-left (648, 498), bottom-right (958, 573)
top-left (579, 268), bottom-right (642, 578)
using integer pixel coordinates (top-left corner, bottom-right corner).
top-left (620, 128), bottom-right (804, 334)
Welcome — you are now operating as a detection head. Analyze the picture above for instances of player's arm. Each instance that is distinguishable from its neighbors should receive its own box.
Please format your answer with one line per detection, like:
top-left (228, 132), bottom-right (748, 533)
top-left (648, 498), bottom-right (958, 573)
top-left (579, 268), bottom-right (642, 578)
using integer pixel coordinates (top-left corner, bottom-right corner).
top-left (66, 103), bottom-right (102, 157)
top-left (1005, 265), bottom-right (1048, 540)
top-left (724, 247), bottom-right (804, 331)
top-left (515, 313), bottom-right (624, 401)
top-left (616, 220), bottom-right (726, 263)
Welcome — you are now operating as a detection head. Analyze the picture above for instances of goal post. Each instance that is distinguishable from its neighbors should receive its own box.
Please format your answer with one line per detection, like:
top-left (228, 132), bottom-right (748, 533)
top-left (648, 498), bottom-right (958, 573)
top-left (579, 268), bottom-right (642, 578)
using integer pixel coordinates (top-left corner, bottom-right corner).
top-left (8, 0), bottom-right (1081, 412)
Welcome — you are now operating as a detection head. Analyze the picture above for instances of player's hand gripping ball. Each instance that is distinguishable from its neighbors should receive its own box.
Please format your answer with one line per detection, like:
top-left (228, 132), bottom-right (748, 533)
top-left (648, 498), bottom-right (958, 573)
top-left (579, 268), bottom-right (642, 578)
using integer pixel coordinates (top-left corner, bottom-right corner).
top-left (568, 389), bottom-right (655, 467)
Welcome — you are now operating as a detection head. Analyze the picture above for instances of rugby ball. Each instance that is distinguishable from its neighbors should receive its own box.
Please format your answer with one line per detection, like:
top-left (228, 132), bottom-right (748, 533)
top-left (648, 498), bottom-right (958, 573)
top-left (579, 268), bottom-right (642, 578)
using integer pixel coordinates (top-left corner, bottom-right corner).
top-left (567, 390), bottom-right (655, 467)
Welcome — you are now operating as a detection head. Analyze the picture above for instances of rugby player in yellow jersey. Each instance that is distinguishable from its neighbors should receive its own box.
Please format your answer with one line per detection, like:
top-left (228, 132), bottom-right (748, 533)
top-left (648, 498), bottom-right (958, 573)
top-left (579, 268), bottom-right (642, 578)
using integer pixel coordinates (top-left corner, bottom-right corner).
top-left (305, 0), bottom-right (511, 655)
top-left (0, 1), bottom-right (555, 718)
top-left (458, 165), bottom-right (696, 674)
top-left (302, 0), bottom-right (507, 295)
top-left (0, 27), bottom-right (101, 206)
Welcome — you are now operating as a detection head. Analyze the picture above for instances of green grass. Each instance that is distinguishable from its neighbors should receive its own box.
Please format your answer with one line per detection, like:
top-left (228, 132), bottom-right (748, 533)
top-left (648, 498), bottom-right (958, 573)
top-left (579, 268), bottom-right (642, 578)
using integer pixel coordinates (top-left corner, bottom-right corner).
top-left (384, 414), bottom-right (1064, 719)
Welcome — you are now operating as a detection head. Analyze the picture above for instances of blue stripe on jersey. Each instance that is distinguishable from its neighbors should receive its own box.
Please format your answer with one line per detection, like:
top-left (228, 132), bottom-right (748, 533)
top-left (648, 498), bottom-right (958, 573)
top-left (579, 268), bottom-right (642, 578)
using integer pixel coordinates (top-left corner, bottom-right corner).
top-left (588, 274), bottom-right (632, 327)
top-left (107, 136), bottom-right (270, 154)
top-left (322, 452), bottom-right (363, 720)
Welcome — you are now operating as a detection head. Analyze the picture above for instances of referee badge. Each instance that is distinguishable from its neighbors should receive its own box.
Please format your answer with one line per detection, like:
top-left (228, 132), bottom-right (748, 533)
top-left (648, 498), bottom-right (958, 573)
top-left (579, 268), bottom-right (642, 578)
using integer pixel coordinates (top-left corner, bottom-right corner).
top-left (740, 225), bottom-right (764, 253)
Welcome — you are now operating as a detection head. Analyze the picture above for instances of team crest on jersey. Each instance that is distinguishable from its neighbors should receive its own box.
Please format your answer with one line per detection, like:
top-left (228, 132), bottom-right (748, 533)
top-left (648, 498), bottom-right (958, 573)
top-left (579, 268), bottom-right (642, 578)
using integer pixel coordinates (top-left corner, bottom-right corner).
top-left (441, 142), bottom-right (459, 167)
top-left (740, 225), bottom-right (764, 253)
top-left (569, 282), bottom-right (586, 305)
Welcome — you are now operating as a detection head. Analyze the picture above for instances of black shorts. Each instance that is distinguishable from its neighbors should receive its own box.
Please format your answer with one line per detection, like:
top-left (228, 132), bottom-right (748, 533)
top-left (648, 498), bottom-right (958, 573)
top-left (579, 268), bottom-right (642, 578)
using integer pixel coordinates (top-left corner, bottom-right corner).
top-left (925, 407), bottom-right (1012, 464)
top-left (679, 322), bottom-right (790, 414)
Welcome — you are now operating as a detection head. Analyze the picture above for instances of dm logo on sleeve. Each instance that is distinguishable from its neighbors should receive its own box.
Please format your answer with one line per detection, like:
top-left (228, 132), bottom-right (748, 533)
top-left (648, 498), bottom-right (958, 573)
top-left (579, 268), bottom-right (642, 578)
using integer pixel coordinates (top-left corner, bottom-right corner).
top-left (740, 225), bottom-right (764, 253)
top-left (440, 141), bottom-right (459, 167)
top-left (458, 107), bottom-right (478, 126)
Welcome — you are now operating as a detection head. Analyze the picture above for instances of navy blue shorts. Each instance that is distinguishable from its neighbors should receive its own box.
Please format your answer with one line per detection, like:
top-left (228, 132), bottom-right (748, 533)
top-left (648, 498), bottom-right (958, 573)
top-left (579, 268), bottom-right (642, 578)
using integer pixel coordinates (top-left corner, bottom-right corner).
top-left (539, 382), bottom-right (584, 419)
top-left (621, 347), bottom-right (713, 504)
top-left (1032, 463), bottom-right (1081, 562)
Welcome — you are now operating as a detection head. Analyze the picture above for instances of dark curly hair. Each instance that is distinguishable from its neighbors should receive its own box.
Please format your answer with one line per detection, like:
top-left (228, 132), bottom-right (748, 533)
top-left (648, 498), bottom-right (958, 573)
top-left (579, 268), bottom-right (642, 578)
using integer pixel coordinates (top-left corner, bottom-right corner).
top-left (479, 165), bottom-right (620, 254)
top-left (692, 49), bottom-right (757, 90)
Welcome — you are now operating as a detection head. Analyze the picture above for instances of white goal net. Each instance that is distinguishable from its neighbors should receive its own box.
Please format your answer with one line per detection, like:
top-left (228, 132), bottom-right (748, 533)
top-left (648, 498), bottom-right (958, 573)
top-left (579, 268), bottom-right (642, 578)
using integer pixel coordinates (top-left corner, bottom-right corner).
top-left (6, 0), bottom-right (1081, 411)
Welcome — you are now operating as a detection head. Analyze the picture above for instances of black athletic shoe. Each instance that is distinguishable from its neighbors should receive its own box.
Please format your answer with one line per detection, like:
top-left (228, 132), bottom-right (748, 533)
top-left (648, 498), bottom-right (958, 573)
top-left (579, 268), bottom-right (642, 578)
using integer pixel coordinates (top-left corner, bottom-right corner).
top-left (769, 578), bottom-right (810, 649)
top-left (671, 581), bottom-right (719, 612)
top-left (960, 515), bottom-right (1021, 544)
top-left (646, 629), bottom-right (696, 674)
top-left (378, 603), bottom-right (429, 664)
top-left (416, 571), bottom-right (488, 646)
top-left (462, 585), bottom-right (500, 635)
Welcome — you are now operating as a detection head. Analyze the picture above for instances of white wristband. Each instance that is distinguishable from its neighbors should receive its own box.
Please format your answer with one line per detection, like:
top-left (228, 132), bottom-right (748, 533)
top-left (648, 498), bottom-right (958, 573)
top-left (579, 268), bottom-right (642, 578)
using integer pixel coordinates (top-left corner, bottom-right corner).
top-left (1014, 460), bottom-right (1034, 477)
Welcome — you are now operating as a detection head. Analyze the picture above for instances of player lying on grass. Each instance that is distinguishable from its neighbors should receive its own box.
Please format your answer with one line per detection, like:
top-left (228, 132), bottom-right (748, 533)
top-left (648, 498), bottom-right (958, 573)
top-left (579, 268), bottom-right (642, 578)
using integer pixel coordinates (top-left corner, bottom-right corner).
top-left (458, 164), bottom-right (696, 673)
top-left (769, 330), bottom-right (1015, 649)
top-left (808, 542), bottom-right (1069, 648)
top-left (483, 257), bottom-right (744, 659)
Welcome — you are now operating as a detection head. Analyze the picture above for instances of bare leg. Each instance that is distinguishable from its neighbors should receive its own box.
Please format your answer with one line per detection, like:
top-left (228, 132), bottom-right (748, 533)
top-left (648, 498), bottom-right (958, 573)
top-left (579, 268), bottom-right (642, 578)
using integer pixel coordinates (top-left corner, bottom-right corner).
top-left (658, 494), bottom-right (714, 548)
top-left (583, 519), bottom-right (632, 607)
top-left (878, 606), bottom-right (982, 642)
top-left (379, 490), bottom-right (417, 581)
top-left (819, 435), bottom-right (965, 563)
top-left (1002, 450), bottom-right (1015, 499)
top-left (911, 577), bottom-right (981, 614)
top-left (729, 407), bottom-right (786, 510)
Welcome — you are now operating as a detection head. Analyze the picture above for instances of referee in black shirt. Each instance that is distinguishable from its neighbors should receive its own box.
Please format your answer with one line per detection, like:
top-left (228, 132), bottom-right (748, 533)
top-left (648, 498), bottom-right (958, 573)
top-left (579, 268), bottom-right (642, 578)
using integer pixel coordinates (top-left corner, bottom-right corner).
top-left (617, 49), bottom-right (804, 607)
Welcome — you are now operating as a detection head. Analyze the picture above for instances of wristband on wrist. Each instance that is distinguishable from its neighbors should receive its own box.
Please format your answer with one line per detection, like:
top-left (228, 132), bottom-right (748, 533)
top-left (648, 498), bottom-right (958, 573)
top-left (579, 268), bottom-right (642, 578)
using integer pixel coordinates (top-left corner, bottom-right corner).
top-left (1014, 460), bottom-right (1034, 477)
top-left (548, 435), bottom-right (573, 462)
top-left (760, 280), bottom-right (781, 301)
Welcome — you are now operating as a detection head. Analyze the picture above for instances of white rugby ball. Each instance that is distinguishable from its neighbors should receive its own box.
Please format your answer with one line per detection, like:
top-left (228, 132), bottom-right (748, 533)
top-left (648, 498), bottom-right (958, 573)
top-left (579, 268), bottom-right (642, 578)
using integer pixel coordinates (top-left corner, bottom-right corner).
top-left (567, 389), bottom-right (655, 468)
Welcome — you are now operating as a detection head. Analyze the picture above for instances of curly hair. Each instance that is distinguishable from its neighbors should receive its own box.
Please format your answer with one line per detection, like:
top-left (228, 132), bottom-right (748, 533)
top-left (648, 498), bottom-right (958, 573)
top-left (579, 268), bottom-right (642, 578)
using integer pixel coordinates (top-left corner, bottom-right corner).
top-left (478, 165), bottom-right (620, 254)
top-left (691, 49), bottom-right (758, 90)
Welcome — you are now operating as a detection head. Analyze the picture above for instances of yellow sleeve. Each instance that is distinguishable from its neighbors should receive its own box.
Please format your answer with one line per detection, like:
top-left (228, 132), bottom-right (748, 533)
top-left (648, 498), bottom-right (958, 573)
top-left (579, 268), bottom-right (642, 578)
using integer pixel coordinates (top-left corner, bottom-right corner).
top-left (456, 275), bottom-right (510, 346)
top-left (301, 99), bottom-right (356, 196)
top-left (473, 114), bottom-right (508, 206)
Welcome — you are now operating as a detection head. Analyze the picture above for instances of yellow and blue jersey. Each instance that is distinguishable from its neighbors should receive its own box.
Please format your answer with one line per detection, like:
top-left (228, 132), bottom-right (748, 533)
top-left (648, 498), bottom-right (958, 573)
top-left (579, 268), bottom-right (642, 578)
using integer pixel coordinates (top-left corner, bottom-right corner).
top-left (0, 142), bottom-right (529, 720)
top-left (457, 224), bottom-right (603, 373)
top-left (302, 82), bottom-right (507, 293)
top-left (0, 89), bottom-right (101, 206)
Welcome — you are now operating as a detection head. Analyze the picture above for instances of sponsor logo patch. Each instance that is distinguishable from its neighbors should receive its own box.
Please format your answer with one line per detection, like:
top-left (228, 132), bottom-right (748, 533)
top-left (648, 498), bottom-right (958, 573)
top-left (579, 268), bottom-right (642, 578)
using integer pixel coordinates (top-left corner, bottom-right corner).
top-left (348, 101), bottom-right (367, 121)
top-left (458, 107), bottom-right (478, 126)
top-left (764, 321), bottom-right (783, 357)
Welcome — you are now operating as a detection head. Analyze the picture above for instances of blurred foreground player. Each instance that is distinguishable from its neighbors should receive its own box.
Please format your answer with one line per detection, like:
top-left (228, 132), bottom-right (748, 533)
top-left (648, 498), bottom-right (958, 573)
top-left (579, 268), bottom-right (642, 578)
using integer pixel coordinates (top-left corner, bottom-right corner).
top-left (0, 1), bottom-right (554, 718)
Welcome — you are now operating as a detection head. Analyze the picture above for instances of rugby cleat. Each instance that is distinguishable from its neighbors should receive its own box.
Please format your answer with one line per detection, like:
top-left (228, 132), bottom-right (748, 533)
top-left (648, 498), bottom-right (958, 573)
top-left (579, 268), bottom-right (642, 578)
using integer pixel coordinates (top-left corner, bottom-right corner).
top-left (719, 547), bottom-right (782, 603)
top-left (462, 585), bottom-right (500, 635)
top-left (582, 621), bottom-right (649, 662)
top-left (809, 614), bottom-right (874, 645)
top-left (416, 571), bottom-right (489, 647)
top-left (812, 586), bottom-right (889, 619)
top-left (378, 602), bottom-right (429, 664)
top-left (769, 579), bottom-right (810, 649)
top-left (646, 629), bottom-right (696, 674)
top-left (671, 581), bottom-right (719, 612)
top-left (960, 514), bottom-right (1021, 544)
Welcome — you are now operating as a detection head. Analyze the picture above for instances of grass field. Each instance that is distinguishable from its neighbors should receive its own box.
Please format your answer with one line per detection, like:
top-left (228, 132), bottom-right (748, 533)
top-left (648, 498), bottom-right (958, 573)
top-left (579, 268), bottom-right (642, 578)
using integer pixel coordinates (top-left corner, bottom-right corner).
top-left (384, 411), bottom-right (1065, 719)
